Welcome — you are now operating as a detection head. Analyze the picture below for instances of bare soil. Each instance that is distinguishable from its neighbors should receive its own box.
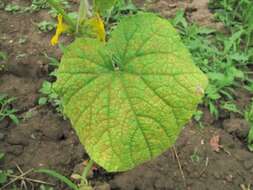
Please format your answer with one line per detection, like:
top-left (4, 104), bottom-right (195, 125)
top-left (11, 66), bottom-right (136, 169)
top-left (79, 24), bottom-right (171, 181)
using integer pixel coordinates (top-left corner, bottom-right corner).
top-left (0, 0), bottom-right (253, 190)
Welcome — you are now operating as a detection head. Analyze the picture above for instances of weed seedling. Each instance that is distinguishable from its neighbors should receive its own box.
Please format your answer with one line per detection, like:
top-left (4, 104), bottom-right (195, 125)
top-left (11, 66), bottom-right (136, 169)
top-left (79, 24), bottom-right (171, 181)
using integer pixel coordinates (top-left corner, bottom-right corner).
top-left (0, 51), bottom-right (7, 61)
top-left (18, 36), bottom-right (28, 44)
top-left (4, 3), bottom-right (21, 13)
top-left (38, 81), bottom-right (63, 116)
top-left (193, 110), bottom-right (205, 128)
top-left (44, 53), bottom-right (60, 67)
top-left (190, 149), bottom-right (200, 163)
top-left (38, 21), bottom-right (56, 32)
top-left (0, 152), bottom-right (14, 186)
top-left (221, 101), bottom-right (242, 115)
top-left (0, 94), bottom-right (19, 125)
top-left (172, 6), bottom-right (253, 119)
top-left (245, 99), bottom-right (253, 151)
top-left (30, 0), bottom-right (49, 11)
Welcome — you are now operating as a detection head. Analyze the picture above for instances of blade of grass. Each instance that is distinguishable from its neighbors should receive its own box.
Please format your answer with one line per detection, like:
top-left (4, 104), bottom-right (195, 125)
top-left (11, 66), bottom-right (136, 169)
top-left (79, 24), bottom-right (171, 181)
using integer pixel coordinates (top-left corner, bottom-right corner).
top-left (35, 169), bottom-right (79, 190)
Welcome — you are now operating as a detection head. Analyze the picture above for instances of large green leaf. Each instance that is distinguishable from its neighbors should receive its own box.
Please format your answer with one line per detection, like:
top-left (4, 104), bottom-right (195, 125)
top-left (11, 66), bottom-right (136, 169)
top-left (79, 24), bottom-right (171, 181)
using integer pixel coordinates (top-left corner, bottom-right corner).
top-left (53, 12), bottom-right (208, 172)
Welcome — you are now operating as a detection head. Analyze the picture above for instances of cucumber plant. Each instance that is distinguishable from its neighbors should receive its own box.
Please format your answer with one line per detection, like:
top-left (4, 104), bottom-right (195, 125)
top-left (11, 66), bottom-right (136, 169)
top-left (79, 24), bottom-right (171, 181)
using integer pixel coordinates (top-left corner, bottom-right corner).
top-left (40, 0), bottom-right (208, 188)
top-left (54, 14), bottom-right (208, 171)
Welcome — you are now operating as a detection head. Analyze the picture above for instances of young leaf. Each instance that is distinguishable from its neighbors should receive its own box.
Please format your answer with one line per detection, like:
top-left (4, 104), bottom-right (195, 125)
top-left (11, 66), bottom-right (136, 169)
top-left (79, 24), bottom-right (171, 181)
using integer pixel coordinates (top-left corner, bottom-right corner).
top-left (93, 0), bottom-right (116, 15)
top-left (53, 12), bottom-right (208, 172)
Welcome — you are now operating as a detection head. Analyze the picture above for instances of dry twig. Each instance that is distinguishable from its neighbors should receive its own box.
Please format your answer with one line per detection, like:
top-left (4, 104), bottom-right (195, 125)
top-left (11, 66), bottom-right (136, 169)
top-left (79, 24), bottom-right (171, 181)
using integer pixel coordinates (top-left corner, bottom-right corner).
top-left (172, 146), bottom-right (186, 188)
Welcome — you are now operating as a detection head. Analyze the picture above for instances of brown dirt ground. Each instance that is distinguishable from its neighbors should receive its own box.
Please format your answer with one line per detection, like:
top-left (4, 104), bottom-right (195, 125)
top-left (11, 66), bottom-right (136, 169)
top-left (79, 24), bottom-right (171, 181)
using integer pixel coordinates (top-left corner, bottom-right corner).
top-left (0, 0), bottom-right (253, 190)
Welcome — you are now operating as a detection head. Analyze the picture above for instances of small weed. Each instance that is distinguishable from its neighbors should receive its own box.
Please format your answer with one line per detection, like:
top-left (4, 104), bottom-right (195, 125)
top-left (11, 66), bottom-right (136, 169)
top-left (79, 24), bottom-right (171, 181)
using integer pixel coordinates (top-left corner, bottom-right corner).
top-left (37, 21), bottom-right (56, 32)
top-left (0, 153), bottom-right (13, 186)
top-left (104, 0), bottom-right (138, 31)
top-left (30, 0), bottom-right (49, 12)
top-left (193, 110), bottom-right (203, 122)
top-left (193, 110), bottom-right (205, 128)
top-left (36, 169), bottom-right (81, 190)
top-left (38, 81), bottom-right (63, 116)
top-left (245, 99), bottom-right (253, 151)
top-left (190, 149), bottom-right (200, 163)
top-left (39, 53), bottom-right (63, 117)
top-left (35, 160), bottom-right (95, 190)
top-left (4, 0), bottom-right (70, 14)
top-left (0, 94), bottom-right (19, 125)
top-left (4, 3), bottom-right (22, 13)
top-left (48, 0), bottom-right (70, 17)
top-left (44, 53), bottom-right (60, 67)
top-left (18, 36), bottom-right (28, 44)
top-left (0, 51), bottom-right (7, 61)
top-left (171, 6), bottom-right (252, 119)
top-left (220, 101), bottom-right (242, 115)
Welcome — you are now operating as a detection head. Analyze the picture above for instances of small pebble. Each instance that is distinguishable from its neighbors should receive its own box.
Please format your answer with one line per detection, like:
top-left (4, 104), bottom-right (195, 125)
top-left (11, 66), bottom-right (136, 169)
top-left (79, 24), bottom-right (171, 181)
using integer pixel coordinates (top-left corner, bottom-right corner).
top-left (30, 133), bottom-right (36, 140)
top-left (225, 174), bottom-right (233, 182)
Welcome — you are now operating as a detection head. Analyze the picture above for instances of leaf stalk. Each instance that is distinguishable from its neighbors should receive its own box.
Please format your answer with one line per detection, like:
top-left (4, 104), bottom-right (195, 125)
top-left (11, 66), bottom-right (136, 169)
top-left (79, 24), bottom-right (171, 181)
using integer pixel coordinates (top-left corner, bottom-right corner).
top-left (46, 0), bottom-right (75, 29)
top-left (81, 159), bottom-right (94, 184)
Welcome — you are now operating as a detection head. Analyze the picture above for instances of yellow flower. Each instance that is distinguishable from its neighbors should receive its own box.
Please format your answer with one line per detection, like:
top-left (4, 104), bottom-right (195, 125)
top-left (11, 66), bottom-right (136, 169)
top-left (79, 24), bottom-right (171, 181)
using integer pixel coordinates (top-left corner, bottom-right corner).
top-left (88, 13), bottom-right (106, 42)
top-left (51, 15), bottom-right (69, 46)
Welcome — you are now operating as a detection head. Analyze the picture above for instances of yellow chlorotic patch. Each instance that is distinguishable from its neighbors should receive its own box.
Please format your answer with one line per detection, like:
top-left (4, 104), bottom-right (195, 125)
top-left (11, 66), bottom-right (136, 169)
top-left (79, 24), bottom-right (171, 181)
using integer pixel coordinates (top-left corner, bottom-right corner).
top-left (51, 15), bottom-right (69, 46)
top-left (88, 13), bottom-right (106, 42)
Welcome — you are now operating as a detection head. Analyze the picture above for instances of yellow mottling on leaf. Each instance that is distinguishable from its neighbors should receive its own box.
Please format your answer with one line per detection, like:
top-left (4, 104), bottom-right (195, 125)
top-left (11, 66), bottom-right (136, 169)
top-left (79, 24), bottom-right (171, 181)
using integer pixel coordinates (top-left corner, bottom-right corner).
top-left (51, 15), bottom-right (69, 46)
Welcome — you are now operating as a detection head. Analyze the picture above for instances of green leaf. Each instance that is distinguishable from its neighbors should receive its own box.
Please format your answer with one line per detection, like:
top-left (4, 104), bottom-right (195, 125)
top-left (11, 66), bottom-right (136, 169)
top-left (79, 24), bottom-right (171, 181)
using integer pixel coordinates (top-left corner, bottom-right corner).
top-left (0, 171), bottom-right (7, 184)
top-left (93, 0), bottom-right (117, 15)
top-left (9, 114), bottom-right (19, 125)
top-left (248, 127), bottom-right (253, 152)
top-left (38, 97), bottom-right (48, 105)
top-left (53, 12), bottom-right (208, 172)
top-left (35, 169), bottom-right (79, 190)
top-left (40, 81), bottom-right (52, 95)
top-left (0, 51), bottom-right (7, 61)
top-left (0, 152), bottom-right (4, 160)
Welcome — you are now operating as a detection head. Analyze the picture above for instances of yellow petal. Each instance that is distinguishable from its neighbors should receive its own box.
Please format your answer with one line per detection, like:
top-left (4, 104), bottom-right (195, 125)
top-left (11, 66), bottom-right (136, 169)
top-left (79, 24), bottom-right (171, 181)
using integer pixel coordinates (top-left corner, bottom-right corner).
top-left (50, 14), bottom-right (69, 46)
top-left (95, 13), bottom-right (106, 42)
top-left (58, 14), bottom-right (63, 24)
top-left (88, 13), bottom-right (106, 42)
top-left (51, 34), bottom-right (59, 46)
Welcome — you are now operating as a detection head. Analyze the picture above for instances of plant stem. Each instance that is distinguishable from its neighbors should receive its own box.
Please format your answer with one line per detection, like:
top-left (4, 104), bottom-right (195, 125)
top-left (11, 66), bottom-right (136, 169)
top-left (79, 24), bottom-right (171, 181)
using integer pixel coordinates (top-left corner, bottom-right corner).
top-left (76, 0), bottom-right (85, 33)
top-left (82, 159), bottom-right (94, 185)
top-left (46, 0), bottom-right (75, 29)
top-left (82, 159), bottom-right (94, 183)
top-left (76, 0), bottom-right (91, 33)
top-left (84, 0), bottom-right (92, 17)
